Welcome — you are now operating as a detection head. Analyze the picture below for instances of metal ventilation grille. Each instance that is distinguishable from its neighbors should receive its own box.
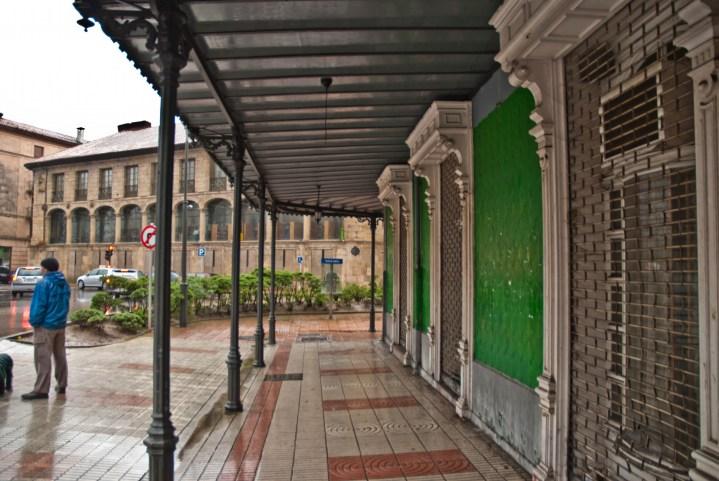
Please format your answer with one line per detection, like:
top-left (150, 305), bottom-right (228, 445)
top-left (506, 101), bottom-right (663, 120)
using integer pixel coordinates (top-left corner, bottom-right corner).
top-left (565, 1), bottom-right (698, 480)
top-left (601, 73), bottom-right (661, 159)
top-left (399, 196), bottom-right (408, 349)
top-left (440, 154), bottom-right (462, 393)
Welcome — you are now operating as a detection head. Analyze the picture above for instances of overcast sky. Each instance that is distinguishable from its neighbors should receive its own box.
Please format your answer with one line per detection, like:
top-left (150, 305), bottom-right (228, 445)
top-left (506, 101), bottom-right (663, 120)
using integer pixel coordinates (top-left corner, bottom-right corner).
top-left (0, 1), bottom-right (161, 141)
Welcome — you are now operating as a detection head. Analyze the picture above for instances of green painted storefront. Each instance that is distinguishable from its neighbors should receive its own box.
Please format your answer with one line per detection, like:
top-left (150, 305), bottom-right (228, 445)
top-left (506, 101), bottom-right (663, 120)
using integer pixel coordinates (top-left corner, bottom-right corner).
top-left (473, 88), bottom-right (543, 388)
top-left (414, 176), bottom-right (431, 333)
top-left (384, 206), bottom-right (394, 314)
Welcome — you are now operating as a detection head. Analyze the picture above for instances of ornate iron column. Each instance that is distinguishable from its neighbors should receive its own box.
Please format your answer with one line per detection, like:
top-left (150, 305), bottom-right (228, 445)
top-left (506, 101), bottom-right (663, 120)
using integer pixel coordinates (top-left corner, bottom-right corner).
top-left (226, 131), bottom-right (245, 413)
top-left (369, 216), bottom-right (377, 333)
top-left (144, 1), bottom-right (187, 479)
top-left (179, 127), bottom-right (189, 328)
top-left (254, 181), bottom-right (266, 367)
top-left (268, 203), bottom-right (277, 345)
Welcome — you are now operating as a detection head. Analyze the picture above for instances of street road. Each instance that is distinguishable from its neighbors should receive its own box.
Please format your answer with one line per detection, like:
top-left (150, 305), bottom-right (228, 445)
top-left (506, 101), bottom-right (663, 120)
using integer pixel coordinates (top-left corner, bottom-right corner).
top-left (0, 285), bottom-right (93, 337)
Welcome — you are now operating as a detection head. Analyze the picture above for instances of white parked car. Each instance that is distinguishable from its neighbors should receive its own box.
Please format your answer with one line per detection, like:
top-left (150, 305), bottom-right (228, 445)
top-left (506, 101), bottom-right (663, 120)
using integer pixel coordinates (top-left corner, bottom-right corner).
top-left (77, 268), bottom-right (145, 290)
top-left (11, 266), bottom-right (43, 297)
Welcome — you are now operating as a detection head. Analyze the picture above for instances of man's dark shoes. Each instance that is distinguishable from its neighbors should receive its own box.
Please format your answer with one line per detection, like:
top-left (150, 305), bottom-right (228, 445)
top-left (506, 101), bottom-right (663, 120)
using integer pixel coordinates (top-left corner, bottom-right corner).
top-left (56, 387), bottom-right (66, 394)
top-left (21, 392), bottom-right (49, 401)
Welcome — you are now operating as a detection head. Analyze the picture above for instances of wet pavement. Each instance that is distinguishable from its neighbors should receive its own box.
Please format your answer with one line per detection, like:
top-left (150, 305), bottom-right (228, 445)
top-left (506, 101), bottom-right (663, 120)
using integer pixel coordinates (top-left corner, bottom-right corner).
top-left (0, 286), bottom-right (94, 338)
top-left (0, 314), bottom-right (529, 481)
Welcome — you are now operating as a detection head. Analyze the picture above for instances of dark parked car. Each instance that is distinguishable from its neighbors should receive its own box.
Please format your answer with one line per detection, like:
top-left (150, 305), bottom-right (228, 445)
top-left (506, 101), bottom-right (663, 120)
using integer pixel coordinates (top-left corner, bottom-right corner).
top-left (0, 266), bottom-right (10, 284)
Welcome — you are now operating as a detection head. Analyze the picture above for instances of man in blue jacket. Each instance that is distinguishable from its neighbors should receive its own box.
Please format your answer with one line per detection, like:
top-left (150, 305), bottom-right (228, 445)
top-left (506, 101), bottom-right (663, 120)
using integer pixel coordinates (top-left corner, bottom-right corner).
top-left (21, 257), bottom-right (70, 400)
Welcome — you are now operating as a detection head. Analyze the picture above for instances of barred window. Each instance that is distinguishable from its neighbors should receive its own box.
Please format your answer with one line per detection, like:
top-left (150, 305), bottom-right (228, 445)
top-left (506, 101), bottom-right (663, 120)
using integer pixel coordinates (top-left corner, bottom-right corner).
top-left (206, 199), bottom-right (231, 241)
top-left (48, 209), bottom-right (66, 244)
top-left (175, 200), bottom-right (200, 242)
top-left (95, 207), bottom-right (115, 243)
top-left (71, 208), bottom-right (90, 243)
top-left (120, 205), bottom-right (142, 242)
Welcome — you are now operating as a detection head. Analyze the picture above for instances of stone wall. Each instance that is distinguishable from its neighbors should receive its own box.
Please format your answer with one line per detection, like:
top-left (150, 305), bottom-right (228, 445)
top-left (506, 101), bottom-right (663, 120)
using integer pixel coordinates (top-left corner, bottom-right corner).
top-left (0, 128), bottom-right (73, 268)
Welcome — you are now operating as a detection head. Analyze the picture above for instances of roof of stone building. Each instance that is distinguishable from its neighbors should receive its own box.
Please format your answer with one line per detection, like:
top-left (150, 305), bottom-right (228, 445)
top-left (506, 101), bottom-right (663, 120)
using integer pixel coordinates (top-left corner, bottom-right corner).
top-left (25, 125), bottom-right (187, 169)
top-left (0, 117), bottom-right (79, 146)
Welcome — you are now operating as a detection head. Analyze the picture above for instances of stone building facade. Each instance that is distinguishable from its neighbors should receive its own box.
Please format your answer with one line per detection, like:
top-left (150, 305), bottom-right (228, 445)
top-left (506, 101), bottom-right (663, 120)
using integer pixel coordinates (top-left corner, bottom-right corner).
top-left (0, 115), bottom-right (79, 269)
top-left (25, 122), bottom-right (383, 285)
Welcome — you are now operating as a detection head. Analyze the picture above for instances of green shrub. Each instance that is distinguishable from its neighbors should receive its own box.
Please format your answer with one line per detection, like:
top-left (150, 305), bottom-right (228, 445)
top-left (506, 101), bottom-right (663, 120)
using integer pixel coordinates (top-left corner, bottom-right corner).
top-left (340, 283), bottom-right (369, 304)
top-left (125, 277), bottom-right (148, 294)
top-left (102, 275), bottom-right (131, 292)
top-left (313, 292), bottom-right (329, 307)
top-left (110, 312), bottom-right (146, 333)
top-left (91, 292), bottom-right (122, 312)
top-left (70, 308), bottom-right (106, 328)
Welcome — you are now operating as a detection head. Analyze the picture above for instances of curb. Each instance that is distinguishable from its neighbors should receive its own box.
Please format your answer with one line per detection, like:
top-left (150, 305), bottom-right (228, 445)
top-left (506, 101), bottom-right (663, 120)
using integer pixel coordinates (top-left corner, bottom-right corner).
top-left (176, 357), bottom-right (255, 461)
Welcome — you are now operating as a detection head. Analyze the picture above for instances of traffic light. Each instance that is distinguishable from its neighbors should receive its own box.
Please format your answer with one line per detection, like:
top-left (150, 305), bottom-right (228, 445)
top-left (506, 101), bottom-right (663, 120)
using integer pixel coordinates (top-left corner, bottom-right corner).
top-left (104, 244), bottom-right (115, 264)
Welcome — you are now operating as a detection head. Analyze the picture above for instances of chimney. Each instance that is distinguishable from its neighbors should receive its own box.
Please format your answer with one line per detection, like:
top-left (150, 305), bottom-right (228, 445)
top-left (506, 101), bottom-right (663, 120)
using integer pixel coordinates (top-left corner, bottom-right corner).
top-left (76, 127), bottom-right (85, 143)
top-left (117, 120), bottom-right (152, 133)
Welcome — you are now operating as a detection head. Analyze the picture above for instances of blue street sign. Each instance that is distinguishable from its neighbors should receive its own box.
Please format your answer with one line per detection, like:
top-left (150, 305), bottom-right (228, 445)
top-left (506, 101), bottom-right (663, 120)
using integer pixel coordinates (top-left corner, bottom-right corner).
top-left (297, 255), bottom-right (304, 264)
top-left (198, 247), bottom-right (206, 257)
top-left (321, 257), bottom-right (343, 265)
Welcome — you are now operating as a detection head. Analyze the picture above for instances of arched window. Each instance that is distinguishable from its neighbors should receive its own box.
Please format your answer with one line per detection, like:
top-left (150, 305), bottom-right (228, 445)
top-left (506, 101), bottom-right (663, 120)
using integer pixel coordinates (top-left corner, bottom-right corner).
top-left (175, 201), bottom-right (200, 242)
top-left (95, 207), bottom-right (116, 243)
top-left (49, 209), bottom-right (66, 244)
top-left (277, 213), bottom-right (303, 240)
top-left (120, 205), bottom-right (142, 242)
top-left (310, 217), bottom-right (343, 240)
top-left (241, 201), bottom-right (259, 241)
top-left (206, 199), bottom-right (231, 241)
top-left (71, 208), bottom-right (90, 243)
top-left (146, 204), bottom-right (156, 225)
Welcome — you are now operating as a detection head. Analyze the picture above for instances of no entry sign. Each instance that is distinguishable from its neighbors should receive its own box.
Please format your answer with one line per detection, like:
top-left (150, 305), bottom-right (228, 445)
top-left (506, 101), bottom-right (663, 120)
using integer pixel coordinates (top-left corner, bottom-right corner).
top-left (140, 224), bottom-right (157, 250)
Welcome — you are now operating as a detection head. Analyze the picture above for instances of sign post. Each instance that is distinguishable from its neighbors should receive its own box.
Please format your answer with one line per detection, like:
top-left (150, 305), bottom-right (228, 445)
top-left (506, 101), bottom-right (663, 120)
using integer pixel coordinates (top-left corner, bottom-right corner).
top-left (321, 258), bottom-right (343, 320)
top-left (140, 224), bottom-right (157, 328)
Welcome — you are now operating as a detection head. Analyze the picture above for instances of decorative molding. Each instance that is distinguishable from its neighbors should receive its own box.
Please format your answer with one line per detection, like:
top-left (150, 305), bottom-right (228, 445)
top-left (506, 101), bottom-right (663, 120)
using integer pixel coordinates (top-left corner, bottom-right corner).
top-left (675, 3), bottom-right (719, 481)
top-left (457, 338), bottom-right (469, 366)
top-left (489, 0), bottom-right (631, 74)
top-left (376, 164), bottom-right (412, 204)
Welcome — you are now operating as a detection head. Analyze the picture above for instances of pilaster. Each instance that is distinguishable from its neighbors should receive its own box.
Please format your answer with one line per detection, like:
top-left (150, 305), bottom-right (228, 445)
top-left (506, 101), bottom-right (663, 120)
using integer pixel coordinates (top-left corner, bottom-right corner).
top-left (377, 165), bottom-right (412, 353)
top-left (505, 58), bottom-right (570, 481)
top-left (115, 211), bottom-right (122, 243)
top-left (406, 101), bottom-right (473, 416)
top-left (65, 212), bottom-right (72, 245)
top-left (89, 214), bottom-right (96, 244)
top-left (675, 3), bottom-right (719, 480)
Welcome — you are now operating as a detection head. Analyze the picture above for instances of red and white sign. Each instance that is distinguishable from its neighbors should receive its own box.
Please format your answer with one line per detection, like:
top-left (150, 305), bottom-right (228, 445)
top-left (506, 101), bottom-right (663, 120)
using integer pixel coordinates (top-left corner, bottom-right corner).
top-left (140, 224), bottom-right (157, 250)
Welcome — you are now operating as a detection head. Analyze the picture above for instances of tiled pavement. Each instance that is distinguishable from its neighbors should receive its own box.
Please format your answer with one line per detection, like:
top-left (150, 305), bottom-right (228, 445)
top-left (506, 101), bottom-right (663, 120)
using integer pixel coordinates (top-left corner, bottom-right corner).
top-left (0, 314), bottom-right (530, 481)
top-left (177, 321), bottom-right (530, 481)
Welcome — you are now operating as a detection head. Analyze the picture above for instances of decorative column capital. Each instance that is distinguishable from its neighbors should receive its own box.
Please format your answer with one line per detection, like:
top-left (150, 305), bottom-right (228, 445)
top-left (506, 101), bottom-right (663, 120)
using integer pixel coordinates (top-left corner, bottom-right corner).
top-left (377, 164), bottom-right (412, 207)
top-left (152, 0), bottom-right (189, 89)
top-left (675, 2), bottom-right (719, 103)
top-left (406, 101), bottom-right (472, 170)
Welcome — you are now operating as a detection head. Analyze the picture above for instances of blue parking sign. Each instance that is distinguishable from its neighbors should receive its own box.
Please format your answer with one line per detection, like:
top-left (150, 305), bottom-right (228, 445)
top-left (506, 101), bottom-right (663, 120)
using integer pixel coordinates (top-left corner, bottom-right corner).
top-left (297, 255), bottom-right (304, 264)
top-left (198, 247), bottom-right (206, 257)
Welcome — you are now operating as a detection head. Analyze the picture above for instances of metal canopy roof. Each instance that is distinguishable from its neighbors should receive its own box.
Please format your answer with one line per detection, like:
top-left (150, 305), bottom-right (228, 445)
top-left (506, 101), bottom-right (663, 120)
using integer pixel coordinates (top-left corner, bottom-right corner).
top-left (74, 0), bottom-right (501, 216)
